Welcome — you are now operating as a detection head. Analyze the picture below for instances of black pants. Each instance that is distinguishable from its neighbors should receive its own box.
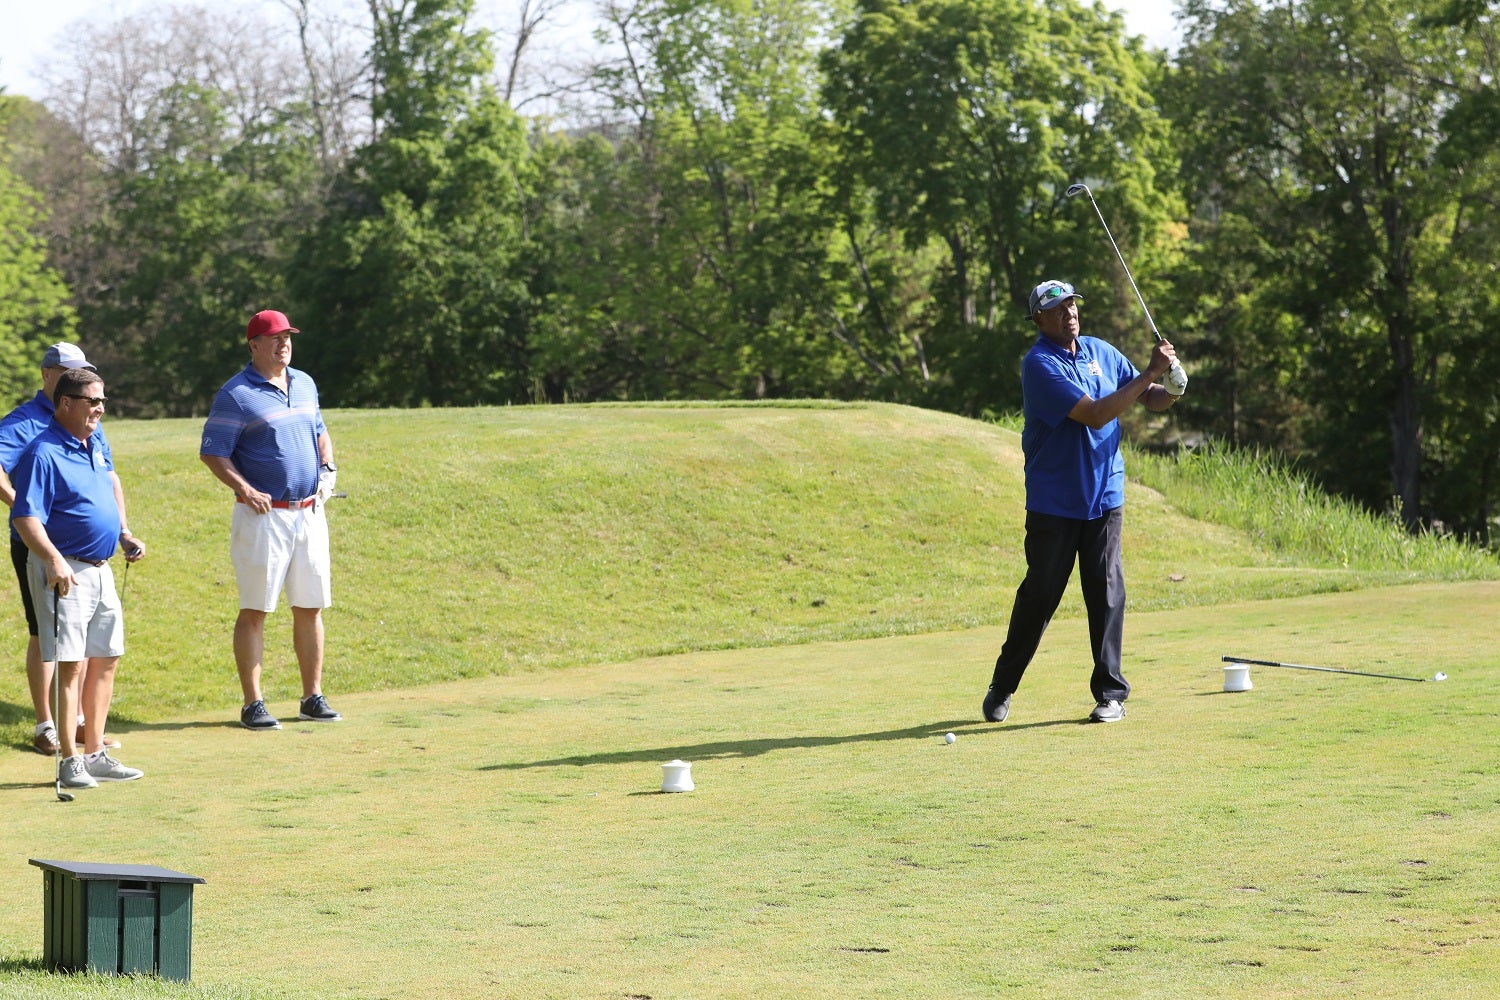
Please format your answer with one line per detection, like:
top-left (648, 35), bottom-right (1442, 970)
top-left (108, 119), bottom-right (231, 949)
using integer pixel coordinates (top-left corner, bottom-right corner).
top-left (989, 508), bottom-right (1129, 703)
top-left (11, 535), bottom-right (38, 636)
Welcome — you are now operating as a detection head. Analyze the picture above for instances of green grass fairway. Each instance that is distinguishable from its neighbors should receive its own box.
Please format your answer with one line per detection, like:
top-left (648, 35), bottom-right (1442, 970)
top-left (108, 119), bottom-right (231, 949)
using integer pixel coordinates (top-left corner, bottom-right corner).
top-left (0, 582), bottom-right (1495, 998)
top-left (0, 402), bottom-right (1493, 997)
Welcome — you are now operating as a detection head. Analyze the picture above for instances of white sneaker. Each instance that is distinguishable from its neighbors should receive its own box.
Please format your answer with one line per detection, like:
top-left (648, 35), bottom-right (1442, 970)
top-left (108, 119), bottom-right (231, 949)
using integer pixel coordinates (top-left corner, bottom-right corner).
top-left (85, 752), bottom-right (144, 782)
top-left (59, 755), bottom-right (98, 789)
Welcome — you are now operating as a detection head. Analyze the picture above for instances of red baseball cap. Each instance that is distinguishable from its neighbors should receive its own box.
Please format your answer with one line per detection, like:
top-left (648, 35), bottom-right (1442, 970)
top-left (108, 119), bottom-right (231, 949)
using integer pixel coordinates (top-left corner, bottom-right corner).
top-left (246, 310), bottom-right (301, 340)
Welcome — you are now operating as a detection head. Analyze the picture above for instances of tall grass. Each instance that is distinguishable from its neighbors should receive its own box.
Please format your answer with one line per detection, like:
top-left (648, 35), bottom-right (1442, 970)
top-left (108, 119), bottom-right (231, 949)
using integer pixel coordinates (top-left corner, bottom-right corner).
top-left (1128, 441), bottom-right (1497, 576)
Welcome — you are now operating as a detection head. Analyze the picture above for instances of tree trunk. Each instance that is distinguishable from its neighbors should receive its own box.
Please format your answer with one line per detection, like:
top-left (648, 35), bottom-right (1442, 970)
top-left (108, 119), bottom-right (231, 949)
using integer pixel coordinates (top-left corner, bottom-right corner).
top-left (946, 232), bottom-right (976, 327)
top-left (1386, 318), bottom-right (1422, 529)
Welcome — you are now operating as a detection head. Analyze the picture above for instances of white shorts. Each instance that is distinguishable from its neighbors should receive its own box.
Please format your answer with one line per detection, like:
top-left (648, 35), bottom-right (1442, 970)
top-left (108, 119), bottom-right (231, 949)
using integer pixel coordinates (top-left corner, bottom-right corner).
top-left (28, 555), bottom-right (125, 662)
top-left (231, 503), bottom-right (333, 612)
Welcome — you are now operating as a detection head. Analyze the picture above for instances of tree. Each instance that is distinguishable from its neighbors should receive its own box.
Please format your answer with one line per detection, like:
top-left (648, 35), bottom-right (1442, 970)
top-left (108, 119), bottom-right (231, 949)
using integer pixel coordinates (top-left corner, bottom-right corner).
top-left (292, 0), bottom-right (538, 406)
top-left (536, 0), bottom-right (940, 404)
top-left (0, 98), bottom-right (78, 403)
top-left (1171, 0), bottom-right (1492, 530)
top-left (80, 81), bottom-right (323, 416)
top-left (821, 0), bottom-right (1182, 415)
top-left (1424, 1), bottom-right (1500, 541)
top-left (29, 3), bottom-right (350, 415)
top-left (279, 0), bottom-right (376, 169)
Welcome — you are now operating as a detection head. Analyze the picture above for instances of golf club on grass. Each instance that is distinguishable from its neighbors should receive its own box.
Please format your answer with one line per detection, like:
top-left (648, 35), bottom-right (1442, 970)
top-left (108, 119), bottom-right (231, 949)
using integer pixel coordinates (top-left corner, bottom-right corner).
top-left (1222, 655), bottom-right (1448, 683)
top-left (52, 585), bottom-right (73, 803)
top-left (1064, 182), bottom-right (1186, 386)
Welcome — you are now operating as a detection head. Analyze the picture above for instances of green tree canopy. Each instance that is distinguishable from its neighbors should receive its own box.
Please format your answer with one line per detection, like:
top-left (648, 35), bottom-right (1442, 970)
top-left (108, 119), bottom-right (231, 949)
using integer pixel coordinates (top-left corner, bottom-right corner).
top-left (0, 97), bottom-right (77, 403)
top-left (821, 0), bottom-right (1182, 413)
top-left (539, 0), bottom-right (920, 403)
top-left (293, 0), bottom-right (537, 407)
top-left (1170, 0), bottom-right (1493, 530)
top-left (74, 82), bottom-right (323, 415)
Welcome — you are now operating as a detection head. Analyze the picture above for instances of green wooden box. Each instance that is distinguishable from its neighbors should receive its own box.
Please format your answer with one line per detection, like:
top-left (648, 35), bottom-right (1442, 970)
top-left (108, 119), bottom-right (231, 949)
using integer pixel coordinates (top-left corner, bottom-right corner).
top-left (29, 860), bottom-right (206, 981)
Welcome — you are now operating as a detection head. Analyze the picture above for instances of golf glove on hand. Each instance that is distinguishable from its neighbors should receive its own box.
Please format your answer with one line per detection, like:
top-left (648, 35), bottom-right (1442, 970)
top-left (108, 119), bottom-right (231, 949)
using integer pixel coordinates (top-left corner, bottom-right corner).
top-left (1164, 361), bottom-right (1188, 396)
top-left (316, 465), bottom-right (337, 505)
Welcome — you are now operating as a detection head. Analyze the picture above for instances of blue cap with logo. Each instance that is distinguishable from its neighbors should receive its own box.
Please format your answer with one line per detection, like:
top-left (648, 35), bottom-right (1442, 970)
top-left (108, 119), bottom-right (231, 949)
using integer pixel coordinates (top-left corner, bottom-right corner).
top-left (1028, 280), bottom-right (1083, 316)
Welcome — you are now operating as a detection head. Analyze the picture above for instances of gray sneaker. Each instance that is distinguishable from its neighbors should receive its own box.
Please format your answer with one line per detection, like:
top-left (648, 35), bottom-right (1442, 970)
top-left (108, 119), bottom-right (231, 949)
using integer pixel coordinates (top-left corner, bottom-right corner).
top-left (981, 687), bottom-right (1011, 723)
top-left (59, 755), bottom-right (98, 789)
top-left (298, 693), bottom-right (342, 722)
top-left (241, 700), bottom-right (282, 730)
top-left (1089, 699), bottom-right (1126, 723)
top-left (85, 752), bottom-right (143, 782)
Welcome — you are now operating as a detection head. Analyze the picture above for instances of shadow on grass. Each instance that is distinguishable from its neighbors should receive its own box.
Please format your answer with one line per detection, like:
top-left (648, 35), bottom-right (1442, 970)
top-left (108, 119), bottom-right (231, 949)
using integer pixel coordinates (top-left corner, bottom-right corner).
top-left (103, 719), bottom-right (243, 733)
top-left (483, 716), bottom-right (1083, 771)
top-left (8, 718), bottom-right (238, 756)
top-left (0, 955), bottom-right (46, 973)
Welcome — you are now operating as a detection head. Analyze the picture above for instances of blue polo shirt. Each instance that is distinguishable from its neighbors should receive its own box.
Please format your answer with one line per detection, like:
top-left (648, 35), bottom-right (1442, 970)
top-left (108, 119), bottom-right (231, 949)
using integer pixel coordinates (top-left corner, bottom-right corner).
top-left (0, 392), bottom-right (114, 541)
top-left (1020, 335), bottom-right (1139, 520)
top-left (200, 364), bottom-right (326, 502)
top-left (10, 421), bottom-right (122, 562)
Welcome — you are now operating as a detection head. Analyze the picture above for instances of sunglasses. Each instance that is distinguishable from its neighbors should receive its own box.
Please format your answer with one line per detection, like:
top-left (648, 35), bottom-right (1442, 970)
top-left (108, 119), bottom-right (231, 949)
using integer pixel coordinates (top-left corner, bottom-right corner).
top-left (63, 394), bottom-right (107, 407)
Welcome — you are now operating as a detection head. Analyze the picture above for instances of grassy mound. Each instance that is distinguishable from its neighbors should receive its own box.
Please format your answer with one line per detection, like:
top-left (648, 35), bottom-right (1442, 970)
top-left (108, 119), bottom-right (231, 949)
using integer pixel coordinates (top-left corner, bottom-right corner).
top-left (1, 401), bottom-right (1492, 733)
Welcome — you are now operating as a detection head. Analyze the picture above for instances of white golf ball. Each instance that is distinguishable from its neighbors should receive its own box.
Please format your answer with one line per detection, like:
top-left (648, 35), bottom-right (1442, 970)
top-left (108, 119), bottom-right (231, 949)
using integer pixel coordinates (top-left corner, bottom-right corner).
top-left (1434, 672), bottom-right (1447, 682)
top-left (944, 732), bottom-right (957, 744)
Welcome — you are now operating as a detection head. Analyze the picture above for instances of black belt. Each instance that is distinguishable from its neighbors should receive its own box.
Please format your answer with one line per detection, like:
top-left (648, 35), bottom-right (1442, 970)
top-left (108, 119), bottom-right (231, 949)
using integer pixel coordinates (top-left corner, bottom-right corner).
top-left (63, 555), bottom-right (106, 567)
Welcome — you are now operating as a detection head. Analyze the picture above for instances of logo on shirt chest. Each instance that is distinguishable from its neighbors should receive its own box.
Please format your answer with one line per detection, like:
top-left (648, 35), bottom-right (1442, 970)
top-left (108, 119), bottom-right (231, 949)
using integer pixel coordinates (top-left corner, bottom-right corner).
top-left (1087, 360), bottom-right (1102, 377)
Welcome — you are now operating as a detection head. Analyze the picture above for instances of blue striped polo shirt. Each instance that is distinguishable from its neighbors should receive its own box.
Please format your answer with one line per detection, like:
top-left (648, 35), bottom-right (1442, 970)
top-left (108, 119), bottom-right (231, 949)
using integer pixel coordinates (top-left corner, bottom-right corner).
top-left (10, 420), bottom-right (122, 562)
top-left (200, 364), bottom-right (326, 502)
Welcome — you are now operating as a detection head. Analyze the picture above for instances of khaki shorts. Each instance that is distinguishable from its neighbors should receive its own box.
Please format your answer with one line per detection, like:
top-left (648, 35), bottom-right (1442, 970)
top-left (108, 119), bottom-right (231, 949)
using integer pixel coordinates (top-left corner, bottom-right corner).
top-left (231, 503), bottom-right (333, 612)
top-left (28, 556), bottom-right (125, 662)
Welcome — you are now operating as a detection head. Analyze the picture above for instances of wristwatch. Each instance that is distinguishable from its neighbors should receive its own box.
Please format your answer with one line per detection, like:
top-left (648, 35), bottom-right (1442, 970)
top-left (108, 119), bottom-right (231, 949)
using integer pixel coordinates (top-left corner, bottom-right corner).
top-left (321, 462), bottom-right (337, 473)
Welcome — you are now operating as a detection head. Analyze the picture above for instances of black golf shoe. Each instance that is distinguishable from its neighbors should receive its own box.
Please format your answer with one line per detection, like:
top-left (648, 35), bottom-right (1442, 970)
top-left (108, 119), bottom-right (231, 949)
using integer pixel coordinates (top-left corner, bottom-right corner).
top-left (981, 687), bottom-right (1011, 723)
top-left (298, 693), bottom-right (343, 722)
top-left (240, 700), bottom-right (282, 730)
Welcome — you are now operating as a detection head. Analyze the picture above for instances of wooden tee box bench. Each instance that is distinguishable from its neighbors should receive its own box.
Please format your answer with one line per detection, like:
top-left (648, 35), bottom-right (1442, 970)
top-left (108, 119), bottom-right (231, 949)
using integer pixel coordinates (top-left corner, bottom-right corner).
top-left (28, 859), bottom-right (206, 981)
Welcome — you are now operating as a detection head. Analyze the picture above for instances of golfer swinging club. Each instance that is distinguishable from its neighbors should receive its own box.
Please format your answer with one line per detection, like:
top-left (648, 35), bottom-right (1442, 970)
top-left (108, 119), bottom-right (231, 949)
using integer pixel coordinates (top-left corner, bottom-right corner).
top-left (981, 280), bottom-right (1185, 725)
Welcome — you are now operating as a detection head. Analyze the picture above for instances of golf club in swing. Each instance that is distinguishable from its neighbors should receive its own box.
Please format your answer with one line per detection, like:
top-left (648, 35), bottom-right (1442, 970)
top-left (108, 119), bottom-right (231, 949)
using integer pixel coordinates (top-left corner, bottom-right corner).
top-left (1064, 182), bottom-right (1187, 388)
top-left (52, 585), bottom-right (73, 803)
top-left (1222, 655), bottom-right (1448, 684)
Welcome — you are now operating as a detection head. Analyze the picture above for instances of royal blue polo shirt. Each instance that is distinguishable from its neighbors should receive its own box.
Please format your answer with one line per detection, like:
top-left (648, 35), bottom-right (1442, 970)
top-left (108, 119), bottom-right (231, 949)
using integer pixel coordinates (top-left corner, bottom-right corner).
top-left (1020, 335), bottom-right (1139, 520)
top-left (10, 420), bottom-right (122, 562)
top-left (200, 364), bottom-right (327, 502)
top-left (0, 392), bottom-right (114, 541)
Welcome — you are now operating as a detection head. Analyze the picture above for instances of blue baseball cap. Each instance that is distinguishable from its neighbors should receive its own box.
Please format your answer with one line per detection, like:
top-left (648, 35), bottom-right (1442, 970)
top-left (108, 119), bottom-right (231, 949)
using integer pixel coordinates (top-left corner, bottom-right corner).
top-left (1028, 280), bottom-right (1083, 316)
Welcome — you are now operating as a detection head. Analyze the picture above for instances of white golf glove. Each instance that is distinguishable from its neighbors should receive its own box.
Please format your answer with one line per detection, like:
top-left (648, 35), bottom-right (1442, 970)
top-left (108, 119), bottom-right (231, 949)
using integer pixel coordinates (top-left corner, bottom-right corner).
top-left (1164, 361), bottom-right (1188, 396)
top-left (315, 464), bottom-right (337, 506)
